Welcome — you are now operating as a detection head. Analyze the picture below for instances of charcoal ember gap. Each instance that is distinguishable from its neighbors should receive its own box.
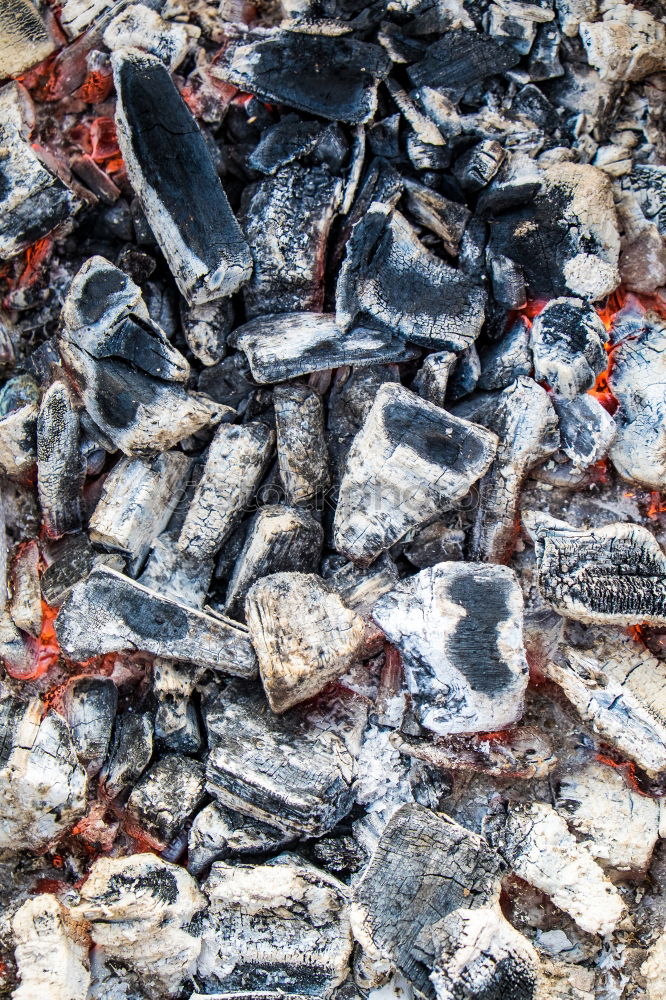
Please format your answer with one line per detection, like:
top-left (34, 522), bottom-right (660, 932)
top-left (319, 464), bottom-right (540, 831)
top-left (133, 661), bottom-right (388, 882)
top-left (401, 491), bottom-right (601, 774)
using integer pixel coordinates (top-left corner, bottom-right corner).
top-left (99, 710), bottom-right (153, 799)
top-left (188, 801), bottom-right (293, 876)
top-left (12, 894), bottom-right (90, 1000)
top-left (273, 384), bottom-right (330, 507)
top-left (62, 675), bottom-right (118, 776)
top-left (530, 298), bottom-right (608, 398)
top-left (37, 380), bottom-right (84, 540)
top-left (198, 855), bottom-right (353, 995)
top-left (125, 753), bottom-right (205, 847)
top-left (113, 49), bottom-right (252, 305)
top-left (8, 539), bottom-right (42, 638)
top-left (391, 727), bottom-right (557, 780)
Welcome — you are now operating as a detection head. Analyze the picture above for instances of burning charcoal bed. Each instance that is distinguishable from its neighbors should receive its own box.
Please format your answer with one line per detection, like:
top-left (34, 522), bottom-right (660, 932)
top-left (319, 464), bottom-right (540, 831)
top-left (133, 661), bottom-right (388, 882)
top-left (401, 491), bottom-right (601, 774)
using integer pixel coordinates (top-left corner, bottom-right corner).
top-left (4, 1), bottom-right (666, 999)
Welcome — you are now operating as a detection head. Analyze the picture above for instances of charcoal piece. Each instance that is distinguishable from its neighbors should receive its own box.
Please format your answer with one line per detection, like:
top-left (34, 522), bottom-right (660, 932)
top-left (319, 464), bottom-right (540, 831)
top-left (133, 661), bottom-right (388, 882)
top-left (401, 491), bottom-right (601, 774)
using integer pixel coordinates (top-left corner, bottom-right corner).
top-left (73, 853), bottom-right (205, 1000)
top-left (139, 532), bottom-right (214, 609)
top-left (245, 572), bottom-right (366, 713)
top-left (485, 802), bottom-right (624, 936)
top-left (453, 140), bottom-right (506, 193)
top-left (205, 681), bottom-right (368, 837)
top-left (249, 115), bottom-right (331, 175)
top-left (188, 801), bottom-right (292, 876)
top-left (36, 381), bottom-right (84, 540)
top-left (113, 49), bottom-right (251, 305)
top-left (404, 521), bottom-right (466, 570)
top-left (468, 377), bottom-right (559, 563)
top-left (551, 394), bottom-right (616, 467)
top-left (336, 205), bottom-right (486, 352)
top-left (55, 565), bottom-right (258, 675)
top-left (487, 251), bottom-right (526, 309)
top-left (99, 711), bottom-right (153, 799)
top-left (477, 316), bottom-right (532, 390)
top-left (339, 124), bottom-right (365, 215)
top-left (326, 553), bottom-right (398, 617)
top-left (62, 676), bottom-right (118, 775)
top-left (373, 562), bottom-right (529, 735)
top-left (0, 401), bottom-right (38, 481)
top-left (333, 383), bottom-right (497, 566)
top-left (12, 894), bottom-right (90, 1000)
top-left (213, 29), bottom-right (390, 124)
top-left (447, 345), bottom-right (481, 403)
top-left (579, 3), bottom-right (666, 82)
top-left (488, 3), bottom-right (540, 53)
top-left (0, 0), bottom-right (56, 77)
top-left (392, 726), bottom-right (556, 779)
top-left (231, 313), bottom-right (417, 384)
top-left (351, 804), bottom-right (504, 996)
top-left (407, 29), bottom-right (520, 97)
top-left (152, 656), bottom-right (205, 754)
top-left (225, 505), bottom-right (323, 619)
top-left (273, 384), bottom-right (330, 506)
top-left (102, 4), bottom-right (199, 70)
top-left (527, 20), bottom-right (563, 79)
top-left (9, 539), bottom-right (42, 638)
top-left (125, 753), bottom-right (205, 847)
top-left (40, 533), bottom-right (97, 607)
top-left (181, 297), bottom-right (234, 368)
top-left (530, 297), bottom-right (607, 397)
top-left (401, 180), bottom-right (471, 256)
top-left (241, 164), bottom-right (342, 318)
top-left (385, 78), bottom-right (446, 149)
top-left (412, 351), bottom-right (457, 408)
top-left (524, 513), bottom-right (666, 626)
top-left (89, 451), bottom-right (191, 567)
top-left (0, 609), bottom-right (36, 679)
top-left (178, 423), bottom-right (274, 561)
top-left (330, 159), bottom-right (403, 273)
top-left (327, 364), bottom-right (400, 476)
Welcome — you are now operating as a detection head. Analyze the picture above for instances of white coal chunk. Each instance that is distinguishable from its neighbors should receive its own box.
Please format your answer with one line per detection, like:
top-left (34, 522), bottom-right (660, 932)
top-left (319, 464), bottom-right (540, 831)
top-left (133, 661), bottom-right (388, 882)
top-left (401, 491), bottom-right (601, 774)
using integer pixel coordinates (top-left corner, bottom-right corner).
top-left (551, 394), bottom-right (616, 468)
top-left (530, 298), bottom-right (607, 398)
top-left (641, 933), bottom-right (666, 1000)
top-left (139, 531), bottom-right (214, 610)
top-left (188, 801), bottom-right (293, 876)
top-left (125, 753), bottom-right (205, 847)
top-left (556, 759), bottom-right (660, 873)
top-left (55, 564), bottom-right (258, 675)
top-left (579, 2), bottom-right (666, 82)
top-left (37, 380), bottom-right (84, 540)
top-left (99, 710), bottom-right (153, 799)
top-left (373, 562), bottom-right (529, 735)
top-left (177, 422), bottom-right (274, 561)
top-left (198, 855), bottom-right (353, 994)
top-left (412, 352), bottom-right (457, 409)
top-left (245, 572), bottom-right (366, 714)
top-left (8, 538), bottom-right (42, 638)
top-left (62, 675), bottom-right (118, 776)
top-left (205, 681), bottom-right (368, 837)
top-left (333, 383), bottom-right (498, 566)
top-left (181, 297), bottom-right (234, 368)
top-left (72, 853), bottom-right (206, 1000)
top-left (12, 894), bottom-right (90, 1000)
top-left (113, 49), bottom-right (252, 305)
top-left (273, 384), bottom-right (330, 507)
top-left (351, 804), bottom-right (505, 997)
top-left (0, 398), bottom-right (37, 481)
top-left (102, 4), bottom-right (200, 70)
top-left (477, 317), bottom-right (532, 391)
top-left (485, 801), bottom-right (624, 936)
top-left (336, 204), bottom-right (486, 352)
top-left (0, 0), bottom-right (55, 77)
top-left (59, 0), bottom-right (115, 37)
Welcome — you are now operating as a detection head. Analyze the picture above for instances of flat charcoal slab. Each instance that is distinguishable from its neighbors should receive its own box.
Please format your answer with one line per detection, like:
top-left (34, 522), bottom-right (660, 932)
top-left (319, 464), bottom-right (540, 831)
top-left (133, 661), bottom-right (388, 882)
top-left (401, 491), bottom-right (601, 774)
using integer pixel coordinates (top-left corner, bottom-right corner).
top-left (231, 312), bottom-right (417, 384)
top-left (198, 855), bottom-right (352, 995)
top-left (336, 205), bottom-right (486, 352)
top-left (351, 804), bottom-right (504, 997)
top-left (407, 29), bottom-right (520, 97)
top-left (213, 28), bottom-right (390, 124)
top-left (55, 565), bottom-right (257, 676)
top-left (205, 681), bottom-right (368, 837)
top-left (373, 562), bottom-right (529, 735)
top-left (113, 49), bottom-right (252, 305)
top-left (333, 383), bottom-right (497, 566)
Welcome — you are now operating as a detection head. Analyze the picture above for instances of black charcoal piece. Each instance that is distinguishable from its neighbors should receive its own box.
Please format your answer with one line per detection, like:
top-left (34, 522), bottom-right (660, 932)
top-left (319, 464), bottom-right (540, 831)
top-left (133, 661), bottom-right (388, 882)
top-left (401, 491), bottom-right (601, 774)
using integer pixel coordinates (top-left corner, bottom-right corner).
top-left (530, 297), bottom-right (607, 397)
top-left (125, 753), bottom-right (205, 847)
top-left (55, 565), bottom-right (258, 675)
top-left (178, 422), bottom-right (274, 561)
top-left (153, 657), bottom-right (203, 754)
top-left (40, 533), bottom-right (97, 607)
top-left (8, 539), bottom-right (42, 638)
top-left (373, 562), bottom-right (529, 735)
top-left (528, 21), bottom-right (563, 79)
top-left (245, 572), bottom-right (366, 714)
top-left (213, 28), bottom-right (390, 124)
top-left (352, 804), bottom-right (505, 997)
top-left (552, 394), bottom-right (616, 468)
top-left (241, 164), bottom-right (341, 318)
top-left (453, 140), bottom-right (506, 192)
top-left (468, 377), bottom-right (559, 564)
top-left (401, 180), bottom-right (471, 256)
top-left (392, 726), bottom-right (556, 780)
top-left (249, 115), bottom-right (331, 175)
top-left (488, 251), bottom-right (526, 309)
top-left (188, 801), bottom-right (292, 875)
top-left (477, 316), bottom-right (532, 390)
top-left (412, 351), bottom-right (457, 408)
top-left (225, 505), bottom-right (323, 619)
top-left (139, 531), bottom-right (214, 609)
top-left (181, 297), bottom-right (234, 368)
top-left (62, 676), bottom-right (118, 776)
top-left (0, 0), bottom-right (55, 77)
top-left (524, 512), bottom-right (666, 626)
top-left (231, 313), bottom-right (417, 384)
top-left (36, 381), bottom-right (84, 540)
top-left (336, 205), bottom-right (486, 352)
top-left (205, 681), bottom-right (368, 837)
top-left (333, 383), bottom-right (497, 566)
top-left (113, 49), bottom-right (252, 305)
top-left (273, 384), bottom-right (330, 507)
top-left (447, 344), bottom-right (481, 403)
top-left (407, 29), bottom-right (521, 98)
top-left (99, 711), bottom-right (153, 799)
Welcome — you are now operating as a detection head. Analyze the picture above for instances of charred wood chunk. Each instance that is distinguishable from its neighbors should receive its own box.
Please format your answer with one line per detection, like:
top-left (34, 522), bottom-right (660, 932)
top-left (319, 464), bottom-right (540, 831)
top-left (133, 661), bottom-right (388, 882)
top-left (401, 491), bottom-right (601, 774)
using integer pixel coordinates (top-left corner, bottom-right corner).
top-left (530, 297), bottom-right (607, 398)
top-left (487, 251), bottom-right (526, 309)
top-left (213, 29), bottom-right (390, 124)
top-left (152, 656), bottom-right (204, 754)
top-left (373, 562), bottom-right (529, 735)
top-left (392, 726), bottom-right (556, 780)
top-left (407, 29), bottom-right (520, 97)
top-left (199, 856), bottom-right (352, 994)
top-left (453, 140), bottom-right (506, 193)
top-left (62, 676), bottom-right (117, 776)
top-left (55, 565), bottom-right (258, 675)
top-left (181, 296), bottom-right (234, 368)
top-left (245, 572), bottom-right (366, 714)
top-left (468, 377), bottom-right (559, 564)
top-left (401, 179), bottom-right (471, 256)
top-left (89, 451), bottom-right (191, 566)
top-left (0, 0), bottom-right (55, 77)
top-left (447, 344), bottom-right (481, 403)
top-left (232, 313), bottom-right (417, 384)
top-left (113, 49), bottom-right (252, 305)
top-left (525, 513), bottom-right (666, 625)
top-left (40, 532), bottom-right (97, 607)
top-left (327, 553), bottom-right (398, 617)
top-left (125, 753), bottom-right (205, 848)
top-left (178, 422), bottom-right (274, 561)
top-left (0, 607), bottom-right (36, 679)
top-left (0, 400), bottom-right (37, 481)
top-left (241, 165), bottom-right (342, 318)
top-left (333, 383), bottom-right (498, 566)
top-left (99, 710), bottom-right (153, 799)
top-left (249, 115), bottom-right (333, 175)
top-left (102, 4), bottom-right (199, 71)
top-left (273, 384), bottom-right (330, 507)
top-left (351, 804), bottom-right (505, 996)
top-left (72, 853), bottom-right (206, 1000)
top-left (139, 531), bottom-right (214, 610)
top-left (579, 4), bottom-right (666, 82)
top-left (37, 380), bottom-right (84, 540)
top-left (205, 680), bottom-right (368, 837)
top-left (551, 393), bottom-right (616, 468)
top-left (9, 539), bottom-right (42, 638)
top-left (477, 317), bottom-right (532, 391)
top-left (485, 801), bottom-right (624, 936)
top-left (188, 801), bottom-right (293, 876)
top-left (12, 894), bottom-right (90, 1000)
top-left (412, 351), bottom-right (457, 409)
top-left (336, 205), bottom-right (486, 352)
top-left (225, 505), bottom-right (323, 619)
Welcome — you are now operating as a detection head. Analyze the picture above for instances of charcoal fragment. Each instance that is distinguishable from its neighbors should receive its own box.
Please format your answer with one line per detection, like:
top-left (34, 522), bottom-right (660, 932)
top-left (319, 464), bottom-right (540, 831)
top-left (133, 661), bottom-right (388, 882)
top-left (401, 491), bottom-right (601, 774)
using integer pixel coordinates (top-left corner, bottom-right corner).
top-left (0, 0), bottom-right (56, 78)
top-left (40, 532), bottom-right (97, 607)
top-left (139, 532), bottom-right (214, 609)
top-left (249, 116), bottom-right (332, 175)
top-left (8, 539), bottom-right (42, 638)
top-left (12, 894), bottom-right (90, 1000)
top-left (551, 393), bottom-right (616, 467)
top-left (407, 29), bottom-right (521, 98)
top-left (477, 317), bottom-right (532, 390)
top-left (99, 710), bottom-right (153, 799)
top-left (126, 753), bottom-right (205, 848)
top-left (401, 180), bottom-right (471, 256)
top-left (188, 801), bottom-right (292, 875)
top-left (37, 380), bottom-right (84, 540)
top-left (62, 676), bottom-right (117, 776)
top-left (453, 140), bottom-right (506, 192)
top-left (392, 727), bottom-right (556, 779)
top-left (530, 297), bottom-right (607, 397)
top-left (274, 384), bottom-right (330, 506)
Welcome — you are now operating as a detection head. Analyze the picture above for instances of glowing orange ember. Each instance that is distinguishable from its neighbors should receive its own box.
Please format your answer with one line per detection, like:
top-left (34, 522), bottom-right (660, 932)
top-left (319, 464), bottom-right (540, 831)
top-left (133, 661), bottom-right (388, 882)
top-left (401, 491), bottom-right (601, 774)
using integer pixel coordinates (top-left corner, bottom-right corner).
top-left (74, 68), bottom-right (113, 105)
top-left (34, 601), bottom-right (61, 679)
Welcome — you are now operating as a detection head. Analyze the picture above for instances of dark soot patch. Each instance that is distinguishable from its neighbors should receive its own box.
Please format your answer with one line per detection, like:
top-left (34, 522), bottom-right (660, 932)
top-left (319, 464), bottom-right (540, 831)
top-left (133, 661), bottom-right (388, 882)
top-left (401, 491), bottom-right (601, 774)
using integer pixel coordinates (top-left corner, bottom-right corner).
top-left (447, 572), bottom-right (514, 694)
top-left (383, 400), bottom-right (462, 468)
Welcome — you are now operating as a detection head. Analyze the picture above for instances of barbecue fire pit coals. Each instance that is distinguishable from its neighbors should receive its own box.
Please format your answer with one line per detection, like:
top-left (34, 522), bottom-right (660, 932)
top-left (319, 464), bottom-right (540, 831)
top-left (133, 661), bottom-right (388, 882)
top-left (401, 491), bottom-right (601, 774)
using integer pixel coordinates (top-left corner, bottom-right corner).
top-left (5, 1), bottom-right (666, 999)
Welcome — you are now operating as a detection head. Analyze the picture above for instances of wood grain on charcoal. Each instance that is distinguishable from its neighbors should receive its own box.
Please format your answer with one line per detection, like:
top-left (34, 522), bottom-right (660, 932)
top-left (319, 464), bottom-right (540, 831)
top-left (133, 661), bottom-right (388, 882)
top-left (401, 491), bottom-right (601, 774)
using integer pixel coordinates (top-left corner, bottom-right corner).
top-left (273, 384), bottom-right (330, 507)
top-left (8, 539), bottom-right (42, 637)
top-left (36, 381), bottom-right (84, 540)
top-left (12, 894), bottom-right (90, 1000)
